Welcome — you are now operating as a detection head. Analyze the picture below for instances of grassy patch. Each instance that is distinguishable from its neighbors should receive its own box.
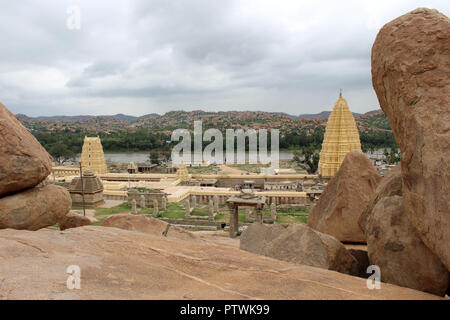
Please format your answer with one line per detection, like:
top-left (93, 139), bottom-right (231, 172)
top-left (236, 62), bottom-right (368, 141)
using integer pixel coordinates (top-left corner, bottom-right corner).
top-left (95, 203), bottom-right (131, 216)
top-left (191, 205), bottom-right (210, 217)
top-left (276, 208), bottom-right (309, 224)
top-left (74, 200), bottom-right (309, 226)
top-left (160, 203), bottom-right (187, 219)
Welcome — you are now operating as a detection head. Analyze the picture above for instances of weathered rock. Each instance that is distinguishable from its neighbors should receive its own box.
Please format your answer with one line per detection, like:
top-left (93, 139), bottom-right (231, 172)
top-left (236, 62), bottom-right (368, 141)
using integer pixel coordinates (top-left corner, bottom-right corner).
top-left (308, 150), bottom-right (381, 242)
top-left (0, 185), bottom-right (71, 231)
top-left (366, 195), bottom-right (449, 296)
top-left (101, 213), bottom-right (196, 241)
top-left (265, 224), bottom-right (359, 276)
top-left (359, 165), bottom-right (402, 232)
top-left (240, 223), bottom-right (286, 255)
top-left (58, 211), bottom-right (92, 231)
top-left (0, 102), bottom-right (52, 196)
top-left (371, 8), bottom-right (450, 271)
top-left (0, 227), bottom-right (442, 299)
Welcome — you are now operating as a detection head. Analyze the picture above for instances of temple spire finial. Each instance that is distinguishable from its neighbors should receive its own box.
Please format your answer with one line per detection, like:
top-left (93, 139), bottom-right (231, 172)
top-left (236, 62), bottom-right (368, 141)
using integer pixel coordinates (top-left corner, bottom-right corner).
top-left (339, 88), bottom-right (343, 97)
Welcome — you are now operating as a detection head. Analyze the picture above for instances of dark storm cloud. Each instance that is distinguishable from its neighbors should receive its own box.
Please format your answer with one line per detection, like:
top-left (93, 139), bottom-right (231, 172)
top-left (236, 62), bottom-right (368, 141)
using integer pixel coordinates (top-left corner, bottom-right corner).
top-left (0, 0), bottom-right (448, 116)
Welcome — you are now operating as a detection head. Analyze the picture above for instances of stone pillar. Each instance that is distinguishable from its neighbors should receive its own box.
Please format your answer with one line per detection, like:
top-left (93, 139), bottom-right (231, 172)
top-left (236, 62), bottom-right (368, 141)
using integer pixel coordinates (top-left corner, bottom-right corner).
top-left (229, 206), bottom-right (239, 238)
top-left (152, 199), bottom-right (159, 218)
top-left (140, 195), bottom-right (146, 208)
top-left (131, 199), bottom-right (137, 215)
top-left (245, 208), bottom-right (252, 222)
top-left (209, 199), bottom-right (214, 221)
top-left (185, 198), bottom-right (191, 218)
top-left (213, 195), bottom-right (219, 213)
top-left (270, 202), bottom-right (277, 220)
top-left (161, 196), bottom-right (167, 211)
top-left (191, 195), bottom-right (196, 208)
top-left (256, 207), bottom-right (263, 224)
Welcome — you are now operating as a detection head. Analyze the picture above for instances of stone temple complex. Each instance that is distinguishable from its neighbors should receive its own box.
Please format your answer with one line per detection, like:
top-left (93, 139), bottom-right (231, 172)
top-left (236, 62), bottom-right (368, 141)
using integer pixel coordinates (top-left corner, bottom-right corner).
top-left (81, 136), bottom-right (108, 175)
top-left (318, 92), bottom-right (362, 177)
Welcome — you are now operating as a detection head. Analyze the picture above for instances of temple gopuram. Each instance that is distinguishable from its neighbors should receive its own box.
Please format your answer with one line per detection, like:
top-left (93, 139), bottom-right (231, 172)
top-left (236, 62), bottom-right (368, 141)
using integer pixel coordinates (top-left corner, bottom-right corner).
top-left (176, 162), bottom-right (191, 183)
top-left (318, 91), bottom-right (362, 177)
top-left (81, 136), bottom-right (108, 175)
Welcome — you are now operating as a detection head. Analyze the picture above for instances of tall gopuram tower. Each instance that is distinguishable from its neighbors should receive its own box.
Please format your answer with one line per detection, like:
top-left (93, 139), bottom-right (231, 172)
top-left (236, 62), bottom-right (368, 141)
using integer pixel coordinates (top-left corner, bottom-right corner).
top-left (81, 136), bottom-right (108, 175)
top-left (176, 162), bottom-right (191, 183)
top-left (318, 91), bottom-right (362, 178)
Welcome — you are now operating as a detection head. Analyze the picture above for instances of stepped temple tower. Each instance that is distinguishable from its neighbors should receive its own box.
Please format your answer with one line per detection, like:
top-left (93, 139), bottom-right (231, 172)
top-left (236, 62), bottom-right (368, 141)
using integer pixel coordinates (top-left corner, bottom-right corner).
top-left (69, 169), bottom-right (104, 206)
top-left (176, 162), bottom-right (191, 183)
top-left (81, 136), bottom-right (108, 175)
top-left (318, 91), bottom-right (361, 177)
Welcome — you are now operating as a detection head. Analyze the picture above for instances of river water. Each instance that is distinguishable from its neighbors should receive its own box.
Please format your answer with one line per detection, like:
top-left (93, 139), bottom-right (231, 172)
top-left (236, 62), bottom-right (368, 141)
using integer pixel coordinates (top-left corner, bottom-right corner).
top-left (73, 149), bottom-right (387, 164)
top-left (74, 151), bottom-right (296, 164)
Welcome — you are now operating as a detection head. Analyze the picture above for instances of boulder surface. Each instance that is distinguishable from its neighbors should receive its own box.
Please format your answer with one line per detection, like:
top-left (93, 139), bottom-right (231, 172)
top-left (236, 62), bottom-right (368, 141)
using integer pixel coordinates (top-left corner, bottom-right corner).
top-left (0, 226), bottom-right (442, 299)
top-left (0, 185), bottom-right (71, 231)
top-left (265, 224), bottom-right (360, 276)
top-left (308, 150), bottom-right (381, 242)
top-left (359, 165), bottom-right (402, 232)
top-left (59, 211), bottom-right (92, 231)
top-left (0, 102), bottom-right (52, 196)
top-left (101, 213), bottom-right (197, 241)
top-left (371, 8), bottom-right (450, 271)
top-left (240, 223), bottom-right (286, 255)
top-left (366, 195), bottom-right (449, 296)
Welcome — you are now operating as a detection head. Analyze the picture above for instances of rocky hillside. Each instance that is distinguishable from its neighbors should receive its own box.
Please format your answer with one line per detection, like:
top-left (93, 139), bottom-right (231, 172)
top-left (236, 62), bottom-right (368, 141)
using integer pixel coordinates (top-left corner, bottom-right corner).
top-left (17, 109), bottom-right (390, 134)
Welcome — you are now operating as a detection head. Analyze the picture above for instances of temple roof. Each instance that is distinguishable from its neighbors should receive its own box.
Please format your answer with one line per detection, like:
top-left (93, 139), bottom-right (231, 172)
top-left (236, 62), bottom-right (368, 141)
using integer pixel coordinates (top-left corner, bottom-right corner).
top-left (318, 93), bottom-right (362, 177)
top-left (69, 169), bottom-right (104, 194)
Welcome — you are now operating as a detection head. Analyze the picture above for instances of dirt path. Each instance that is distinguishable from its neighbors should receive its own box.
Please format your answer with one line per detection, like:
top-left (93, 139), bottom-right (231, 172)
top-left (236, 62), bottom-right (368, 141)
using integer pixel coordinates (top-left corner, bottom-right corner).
top-left (219, 164), bottom-right (245, 175)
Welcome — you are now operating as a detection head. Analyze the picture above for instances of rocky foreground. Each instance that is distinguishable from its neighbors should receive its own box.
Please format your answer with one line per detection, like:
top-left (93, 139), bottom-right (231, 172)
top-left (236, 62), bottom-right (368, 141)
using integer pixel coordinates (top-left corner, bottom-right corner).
top-left (0, 226), bottom-right (441, 300)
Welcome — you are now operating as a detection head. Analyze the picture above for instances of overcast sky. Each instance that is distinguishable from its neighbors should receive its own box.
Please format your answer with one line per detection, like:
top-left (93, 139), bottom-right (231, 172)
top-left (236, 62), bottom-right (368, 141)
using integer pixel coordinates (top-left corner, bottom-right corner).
top-left (0, 0), bottom-right (448, 117)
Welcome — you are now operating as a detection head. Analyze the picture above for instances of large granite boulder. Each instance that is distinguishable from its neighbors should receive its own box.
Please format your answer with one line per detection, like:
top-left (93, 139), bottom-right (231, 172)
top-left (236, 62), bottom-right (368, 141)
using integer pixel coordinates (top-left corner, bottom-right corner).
top-left (240, 223), bottom-right (286, 255)
top-left (265, 224), bottom-right (360, 276)
top-left (371, 8), bottom-right (450, 271)
top-left (0, 102), bottom-right (52, 196)
top-left (101, 213), bottom-right (197, 241)
top-left (59, 211), bottom-right (92, 231)
top-left (359, 165), bottom-right (402, 232)
top-left (0, 185), bottom-right (71, 231)
top-left (308, 150), bottom-right (381, 243)
top-left (0, 226), bottom-right (441, 299)
top-left (241, 223), bottom-right (360, 276)
top-left (366, 195), bottom-right (449, 296)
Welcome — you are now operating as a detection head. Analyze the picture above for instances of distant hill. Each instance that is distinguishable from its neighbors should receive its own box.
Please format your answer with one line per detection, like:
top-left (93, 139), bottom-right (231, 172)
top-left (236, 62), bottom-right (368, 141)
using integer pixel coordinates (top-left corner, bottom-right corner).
top-left (139, 113), bottom-right (160, 120)
top-left (17, 109), bottom-right (388, 136)
top-left (296, 111), bottom-right (364, 119)
top-left (20, 108), bottom-right (395, 154)
top-left (113, 114), bottom-right (138, 121)
top-left (16, 109), bottom-right (381, 122)
top-left (15, 113), bottom-right (140, 121)
top-left (16, 114), bottom-right (92, 121)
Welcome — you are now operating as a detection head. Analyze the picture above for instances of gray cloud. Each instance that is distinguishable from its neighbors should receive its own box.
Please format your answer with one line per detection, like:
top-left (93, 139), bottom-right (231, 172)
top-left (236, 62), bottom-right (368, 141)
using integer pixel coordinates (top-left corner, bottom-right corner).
top-left (0, 0), bottom-right (449, 116)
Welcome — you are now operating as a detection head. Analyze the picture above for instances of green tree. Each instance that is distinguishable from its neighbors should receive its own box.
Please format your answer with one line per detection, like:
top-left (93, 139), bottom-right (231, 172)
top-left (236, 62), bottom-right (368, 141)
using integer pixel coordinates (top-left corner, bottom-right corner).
top-left (293, 146), bottom-right (320, 174)
top-left (387, 148), bottom-right (401, 164)
top-left (149, 151), bottom-right (161, 165)
top-left (48, 143), bottom-right (76, 164)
